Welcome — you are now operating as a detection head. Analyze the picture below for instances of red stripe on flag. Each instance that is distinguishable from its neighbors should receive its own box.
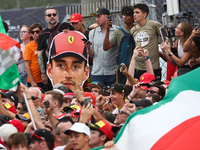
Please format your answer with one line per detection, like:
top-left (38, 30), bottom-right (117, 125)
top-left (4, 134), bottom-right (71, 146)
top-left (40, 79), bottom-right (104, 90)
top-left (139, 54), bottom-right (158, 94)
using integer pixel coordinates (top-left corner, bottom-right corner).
top-left (151, 115), bottom-right (200, 150)
top-left (0, 33), bottom-right (20, 50)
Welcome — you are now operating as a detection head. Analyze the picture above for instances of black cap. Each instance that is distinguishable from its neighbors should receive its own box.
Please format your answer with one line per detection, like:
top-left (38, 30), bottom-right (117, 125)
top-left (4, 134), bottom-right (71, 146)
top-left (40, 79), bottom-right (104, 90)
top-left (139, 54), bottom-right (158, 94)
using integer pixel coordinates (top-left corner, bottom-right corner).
top-left (31, 129), bottom-right (55, 143)
top-left (130, 99), bottom-right (152, 108)
top-left (109, 83), bottom-right (132, 97)
top-left (91, 7), bottom-right (110, 16)
top-left (0, 114), bottom-right (11, 124)
top-left (1, 92), bottom-right (18, 108)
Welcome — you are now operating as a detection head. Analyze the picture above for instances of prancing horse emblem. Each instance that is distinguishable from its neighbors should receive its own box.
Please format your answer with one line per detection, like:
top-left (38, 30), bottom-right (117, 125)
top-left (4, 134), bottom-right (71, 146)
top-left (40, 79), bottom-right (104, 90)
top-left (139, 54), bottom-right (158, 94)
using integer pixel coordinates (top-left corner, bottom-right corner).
top-left (68, 36), bottom-right (74, 44)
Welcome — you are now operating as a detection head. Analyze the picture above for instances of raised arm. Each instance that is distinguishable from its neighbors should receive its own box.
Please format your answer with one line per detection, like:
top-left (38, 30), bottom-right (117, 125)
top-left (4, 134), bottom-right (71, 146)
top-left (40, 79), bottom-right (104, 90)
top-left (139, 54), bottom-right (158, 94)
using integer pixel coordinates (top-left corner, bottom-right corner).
top-left (183, 27), bottom-right (199, 52)
top-left (103, 22), bottom-right (113, 51)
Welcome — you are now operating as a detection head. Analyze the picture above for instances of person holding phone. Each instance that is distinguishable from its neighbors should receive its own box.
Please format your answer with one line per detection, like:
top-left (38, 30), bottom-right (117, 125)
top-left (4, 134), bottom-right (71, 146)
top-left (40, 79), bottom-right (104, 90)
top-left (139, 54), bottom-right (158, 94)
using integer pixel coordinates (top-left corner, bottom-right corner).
top-left (161, 22), bottom-right (199, 76)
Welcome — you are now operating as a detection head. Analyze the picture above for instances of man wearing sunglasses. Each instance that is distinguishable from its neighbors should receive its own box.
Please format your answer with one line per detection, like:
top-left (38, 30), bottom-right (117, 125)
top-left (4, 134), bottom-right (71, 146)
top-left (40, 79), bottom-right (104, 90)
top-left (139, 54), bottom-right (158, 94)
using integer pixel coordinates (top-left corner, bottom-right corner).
top-left (37, 6), bottom-right (74, 92)
top-left (146, 84), bottom-right (165, 100)
top-left (29, 87), bottom-right (45, 118)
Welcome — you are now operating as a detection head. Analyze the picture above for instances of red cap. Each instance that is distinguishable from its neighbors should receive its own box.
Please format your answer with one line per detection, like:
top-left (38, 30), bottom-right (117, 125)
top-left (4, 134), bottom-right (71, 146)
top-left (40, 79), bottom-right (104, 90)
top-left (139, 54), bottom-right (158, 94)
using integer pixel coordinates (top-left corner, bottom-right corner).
top-left (4, 103), bottom-right (17, 114)
top-left (49, 31), bottom-right (87, 61)
top-left (70, 13), bottom-right (83, 23)
top-left (84, 92), bottom-right (96, 106)
top-left (89, 120), bottom-right (113, 140)
top-left (7, 119), bottom-right (24, 132)
top-left (71, 109), bottom-right (82, 118)
top-left (64, 93), bottom-right (75, 99)
top-left (139, 72), bottom-right (156, 84)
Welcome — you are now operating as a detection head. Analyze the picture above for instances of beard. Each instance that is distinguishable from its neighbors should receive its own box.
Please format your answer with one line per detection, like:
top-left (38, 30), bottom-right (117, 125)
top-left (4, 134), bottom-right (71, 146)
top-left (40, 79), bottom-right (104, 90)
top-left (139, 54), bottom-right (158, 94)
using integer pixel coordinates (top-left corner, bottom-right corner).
top-left (48, 19), bottom-right (57, 25)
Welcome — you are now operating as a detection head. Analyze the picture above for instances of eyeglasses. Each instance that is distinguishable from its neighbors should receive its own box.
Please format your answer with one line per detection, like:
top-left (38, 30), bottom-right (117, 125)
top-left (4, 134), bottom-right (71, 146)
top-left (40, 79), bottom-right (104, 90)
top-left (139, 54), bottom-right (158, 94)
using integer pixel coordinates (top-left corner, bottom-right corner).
top-left (20, 31), bottom-right (29, 34)
top-left (31, 96), bottom-right (39, 100)
top-left (146, 90), bottom-right (158, 94)
top-left (31, 30), bottom-right (41, 34)
top-left (46, 13), bottom-right (57, 17)
top-left (119, 110), bottom-right (130, 116)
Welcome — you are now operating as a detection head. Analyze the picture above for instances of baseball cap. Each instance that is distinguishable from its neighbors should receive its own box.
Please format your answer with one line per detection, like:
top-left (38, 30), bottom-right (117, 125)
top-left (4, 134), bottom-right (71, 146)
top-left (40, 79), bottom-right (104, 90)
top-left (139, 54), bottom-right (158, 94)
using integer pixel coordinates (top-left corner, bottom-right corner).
top-left (71, 109), bottom-right (81, 118)
top-left (64, 122), bottom-right (91, 138)
top-left (49, 31), bottom-right (87, 62)
top-left (4, 103), bottom-right (17, 114)
top-left (70, 13), bottom-right (83, 23)
top-left (109, 83), bottom-right (132, 97)
top-left (16, 113), bottom-right (30, 121)
top-left (104, 111), bottom-right (116, 124)
top-left (91, 7), bottom-right (110, 16)
top-left (139, 72), bottom-right (156, 84)
top-left (31, 129), bottom-right (55, 143)
top-left (130, 99), bottom-right (152, 108)
top-left (7, 119), bottom-right (24, 132)
top-left (0, 114), bottom-right (11, 125)
top-left (63, 104), bottom-right (81, 113)
top-left (0, 124), bottom-right (18, 142)
top-left (88, 120), bottom-right (113, 140)
top-left (64, 92), bottom-right (75, 99)
top-left (1, 91), bottom-right (18, 108)
top-left (88, 82), bottom-right (106, 90)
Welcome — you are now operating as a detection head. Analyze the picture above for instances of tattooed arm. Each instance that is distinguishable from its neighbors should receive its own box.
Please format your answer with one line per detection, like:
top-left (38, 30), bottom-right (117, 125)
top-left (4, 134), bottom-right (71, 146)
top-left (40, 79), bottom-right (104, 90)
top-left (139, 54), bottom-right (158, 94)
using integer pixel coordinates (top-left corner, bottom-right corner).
top-left (38, 50), bottom-right (48, 85)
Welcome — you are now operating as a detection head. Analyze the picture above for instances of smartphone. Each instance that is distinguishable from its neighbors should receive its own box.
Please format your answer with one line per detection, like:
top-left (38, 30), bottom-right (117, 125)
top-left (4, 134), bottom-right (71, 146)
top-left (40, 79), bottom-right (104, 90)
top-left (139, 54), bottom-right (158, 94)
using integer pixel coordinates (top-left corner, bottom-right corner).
top-left (44, 100), bottom-right (49, 109)
top-left (108, 16), bottom-right (112, 27)
top-left (119, 64), bottom-right (124, 71)
top-left (108, 16), bottom-right (112, 21)
top-left (81, 38), bottom-right (88, 42)
top-left (108, 98), bottom-right (112, 104)
top-left (194, 23), bottom-right (199, 30)
top-left (84, 97), bottom-right (91, 107)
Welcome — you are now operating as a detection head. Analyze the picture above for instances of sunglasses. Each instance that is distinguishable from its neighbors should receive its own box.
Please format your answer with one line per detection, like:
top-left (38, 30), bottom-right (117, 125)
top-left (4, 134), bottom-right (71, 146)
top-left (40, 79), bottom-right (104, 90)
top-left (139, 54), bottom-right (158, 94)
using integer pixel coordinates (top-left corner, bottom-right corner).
top-left (119, 110), bottom-right (130, 116)
top-left (46, 13), bottom-right (57, 17)
top-left (146, 90), bottom-right (158, 94)
top-left (31, 30), bottom-right (41, 34)
top-left (31, 96), bottom-right (39, 100)
top-left (19, 31), bottom-right (29, 34)
top-left (31, 133), bottom-right (45, 141)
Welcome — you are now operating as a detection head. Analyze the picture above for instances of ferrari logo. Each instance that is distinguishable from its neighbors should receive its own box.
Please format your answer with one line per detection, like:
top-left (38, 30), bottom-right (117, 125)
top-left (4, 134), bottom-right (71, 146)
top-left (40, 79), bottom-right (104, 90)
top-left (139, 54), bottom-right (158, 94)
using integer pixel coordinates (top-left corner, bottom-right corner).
top-left (96, 8), bottom-right (98, 12)
top-left (68, 36), bottom-right (74, 44)
top-left (142, 77), bottom-right (144, 80)
top-left (72, 16), bottom-right (75, 18)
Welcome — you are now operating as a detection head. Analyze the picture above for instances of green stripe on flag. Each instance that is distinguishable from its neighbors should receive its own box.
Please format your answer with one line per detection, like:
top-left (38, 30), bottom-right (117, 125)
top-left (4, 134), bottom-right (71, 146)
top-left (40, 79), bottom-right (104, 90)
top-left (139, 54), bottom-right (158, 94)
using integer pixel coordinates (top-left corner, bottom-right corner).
top-left (0, 63), bottom-right (21, 90)
top-left (0, 15), bottom-right (6, 34)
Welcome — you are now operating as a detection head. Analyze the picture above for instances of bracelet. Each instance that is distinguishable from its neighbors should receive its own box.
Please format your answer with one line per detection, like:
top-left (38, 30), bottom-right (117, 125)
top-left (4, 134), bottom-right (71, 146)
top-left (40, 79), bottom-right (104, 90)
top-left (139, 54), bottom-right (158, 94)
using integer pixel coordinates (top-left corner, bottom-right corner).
top-left (144, 56), bottom-right (150, 60)
top-left (129, 95), bottom-right (134, 100)
top-left (29, 103), bottom-right (34, 106)
top-left (168, 52), bottom-right (173, 56)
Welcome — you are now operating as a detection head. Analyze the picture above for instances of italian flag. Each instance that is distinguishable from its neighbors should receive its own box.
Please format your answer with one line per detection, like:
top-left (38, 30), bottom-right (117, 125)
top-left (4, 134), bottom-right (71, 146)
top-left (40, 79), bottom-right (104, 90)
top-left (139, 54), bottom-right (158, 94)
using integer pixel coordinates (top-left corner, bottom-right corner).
top-left (0, 16), bottom-right (21, 90)
top-left (93, 67), bottom-right (200, 150)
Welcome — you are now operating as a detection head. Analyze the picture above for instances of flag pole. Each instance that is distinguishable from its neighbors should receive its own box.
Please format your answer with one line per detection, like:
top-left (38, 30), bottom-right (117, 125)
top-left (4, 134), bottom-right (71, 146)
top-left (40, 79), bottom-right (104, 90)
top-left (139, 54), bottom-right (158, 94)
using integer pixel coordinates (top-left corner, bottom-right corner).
top-left (23, 92), bottom-right (37, 130)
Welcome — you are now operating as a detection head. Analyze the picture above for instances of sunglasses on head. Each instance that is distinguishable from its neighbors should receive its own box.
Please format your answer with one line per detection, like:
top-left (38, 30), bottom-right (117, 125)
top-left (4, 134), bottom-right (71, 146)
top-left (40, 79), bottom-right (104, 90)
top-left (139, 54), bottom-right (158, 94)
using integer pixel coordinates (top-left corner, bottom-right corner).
top-left (146, 90), bottom-right (158, 94)
top-left (31, 96), bottom-right (39, 100)
top-left (119, 110), bottom-right (130, 116)
top-left (31, 30), bottom-right (41, 34)
top-left (47, 13), bottom-right (57, 17)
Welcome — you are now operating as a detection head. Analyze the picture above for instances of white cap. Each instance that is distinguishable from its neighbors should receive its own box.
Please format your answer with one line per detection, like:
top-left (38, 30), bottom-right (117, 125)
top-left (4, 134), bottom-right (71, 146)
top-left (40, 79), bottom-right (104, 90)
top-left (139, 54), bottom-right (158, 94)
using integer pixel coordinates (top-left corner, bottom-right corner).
top-left (64, 122), bottom-right (91, 138)
top-left (0, 124), bottom-right (18, 141)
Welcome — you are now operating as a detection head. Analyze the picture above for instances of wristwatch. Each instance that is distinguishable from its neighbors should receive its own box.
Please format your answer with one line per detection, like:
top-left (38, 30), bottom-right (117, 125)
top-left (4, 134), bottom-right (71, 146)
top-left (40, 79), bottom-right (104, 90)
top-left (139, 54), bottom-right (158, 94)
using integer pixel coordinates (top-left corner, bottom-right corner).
top-left (168, 52), bottom-right (173, 56)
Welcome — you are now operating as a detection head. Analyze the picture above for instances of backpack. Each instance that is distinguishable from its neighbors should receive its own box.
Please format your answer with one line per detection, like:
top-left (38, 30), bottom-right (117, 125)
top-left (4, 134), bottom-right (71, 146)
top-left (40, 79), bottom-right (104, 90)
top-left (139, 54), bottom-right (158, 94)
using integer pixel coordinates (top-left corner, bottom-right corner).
top-left (117, 27), bottom-right (135, 67)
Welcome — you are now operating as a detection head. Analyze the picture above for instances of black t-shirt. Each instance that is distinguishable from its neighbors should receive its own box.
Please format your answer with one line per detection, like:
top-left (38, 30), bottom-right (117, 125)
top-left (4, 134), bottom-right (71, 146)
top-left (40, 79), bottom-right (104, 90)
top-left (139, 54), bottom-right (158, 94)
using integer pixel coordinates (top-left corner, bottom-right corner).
top-left (37, 22), bottom-right (74, 69)
top-left (38, 22), bottom-right (74, 52)
top-left (193, 36), bottom-right (200, 53)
